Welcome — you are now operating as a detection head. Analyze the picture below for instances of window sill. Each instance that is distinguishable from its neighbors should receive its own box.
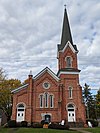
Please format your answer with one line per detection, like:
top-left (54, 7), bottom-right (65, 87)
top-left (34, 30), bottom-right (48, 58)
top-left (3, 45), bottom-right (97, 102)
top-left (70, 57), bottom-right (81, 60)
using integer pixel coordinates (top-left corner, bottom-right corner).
top-left (68, 98), bottom-right (73, 99)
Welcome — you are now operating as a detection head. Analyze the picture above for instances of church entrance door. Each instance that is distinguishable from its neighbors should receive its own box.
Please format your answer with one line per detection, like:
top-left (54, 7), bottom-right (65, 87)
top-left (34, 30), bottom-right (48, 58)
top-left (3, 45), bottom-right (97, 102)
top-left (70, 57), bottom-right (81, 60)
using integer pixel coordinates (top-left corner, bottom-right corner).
top-left (45, 114), bottom-right (51, 123)
top-left (16, 103), bottom-right (25, 122)
top-left (67, 104), bottom-right (76, 122)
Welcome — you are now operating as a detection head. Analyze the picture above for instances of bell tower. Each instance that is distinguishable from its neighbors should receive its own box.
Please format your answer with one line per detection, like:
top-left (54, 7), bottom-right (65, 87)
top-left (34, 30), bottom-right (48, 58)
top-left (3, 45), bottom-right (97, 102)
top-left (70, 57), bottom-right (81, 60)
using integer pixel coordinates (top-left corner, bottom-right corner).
top-left (57, 7), bottom-right (86, 124)
top-left (57, 7), bottom-right (79, 72)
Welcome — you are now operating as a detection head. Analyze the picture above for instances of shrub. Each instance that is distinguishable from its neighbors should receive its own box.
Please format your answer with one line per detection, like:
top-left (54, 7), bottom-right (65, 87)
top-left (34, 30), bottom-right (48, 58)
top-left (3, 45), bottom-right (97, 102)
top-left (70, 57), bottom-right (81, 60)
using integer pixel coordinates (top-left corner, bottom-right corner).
top-left (32, 123), bottom-right (43, 128)
top-left (44, 121), bottom-right (49, 124)
top-left (16, 122), bottom-right (21, 127)
top-left (3, 123), bottom-right (8, 128)
top-left (86, 119), bottom-right (98, 127)
top-left (48, 123), bottom-right (69, 130)
top-left (21, 121), bottom-right (28, 127)
top-left (41, 120), bottom-right (45, 125)
top-left (8, 120), bottom-right (16, 128)
top-left (27, 122), bottom-right (31, 127)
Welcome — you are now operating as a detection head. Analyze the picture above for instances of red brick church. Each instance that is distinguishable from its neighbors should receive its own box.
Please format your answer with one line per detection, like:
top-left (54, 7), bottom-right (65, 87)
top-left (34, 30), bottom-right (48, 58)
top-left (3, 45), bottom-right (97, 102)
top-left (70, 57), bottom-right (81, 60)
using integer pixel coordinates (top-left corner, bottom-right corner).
top-left (11, 8), bottom-right (86, 126)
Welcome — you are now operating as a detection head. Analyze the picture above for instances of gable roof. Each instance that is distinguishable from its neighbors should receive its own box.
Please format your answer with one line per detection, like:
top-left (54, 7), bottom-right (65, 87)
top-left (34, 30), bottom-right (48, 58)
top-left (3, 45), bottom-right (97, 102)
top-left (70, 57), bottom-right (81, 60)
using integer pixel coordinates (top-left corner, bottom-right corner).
top-left (58, 41), bottom-right (78, 53)
top-left (34, 67), bottom-right (59, 81)
top-left (11, 84), bottom-right (28, 94)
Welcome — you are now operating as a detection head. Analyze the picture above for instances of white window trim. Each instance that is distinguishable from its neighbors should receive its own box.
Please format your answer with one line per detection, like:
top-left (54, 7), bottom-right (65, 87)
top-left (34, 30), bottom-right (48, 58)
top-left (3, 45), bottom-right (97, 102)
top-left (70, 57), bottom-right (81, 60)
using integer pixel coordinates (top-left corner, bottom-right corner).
top-left (49, 94), bottom-right (54, 108)
top-left (66, 102), bottom-right (76, 110)
top-left (16, 102), bottom-right (26, 109)
top-left (68, 86), bottom-right (73, 99)
top-left (44, 92), bottom-right (49, 108)
top-left (39, 93), bottom-right (54, 108)
top-left (65, 56), bottom-right (73, 68)
top-left (67, 103), bottom-right (76, 122)
top-left (43, 81), bottom-right (51, 89)
top-left (39, 94), bottom-right (44, 108)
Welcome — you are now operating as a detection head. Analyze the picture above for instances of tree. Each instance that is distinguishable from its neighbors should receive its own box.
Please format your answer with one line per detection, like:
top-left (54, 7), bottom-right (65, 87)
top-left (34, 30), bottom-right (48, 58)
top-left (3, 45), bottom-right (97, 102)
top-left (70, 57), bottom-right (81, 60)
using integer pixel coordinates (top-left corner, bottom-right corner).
top-left (0, 68), bottom-right (22, 121)
top-left (83, 83), bottom-right (96, 119)
top-left (0, 68), bottom-right (6, 84)
top-left (96, 89), bottom-right (100, 119)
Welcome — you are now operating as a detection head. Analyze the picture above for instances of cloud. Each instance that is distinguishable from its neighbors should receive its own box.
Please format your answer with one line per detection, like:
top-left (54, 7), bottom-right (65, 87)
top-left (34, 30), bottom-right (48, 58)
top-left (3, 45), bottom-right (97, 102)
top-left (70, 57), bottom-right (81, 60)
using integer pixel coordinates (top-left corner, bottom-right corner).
top-left (0, 0), bottom-right (100, 92)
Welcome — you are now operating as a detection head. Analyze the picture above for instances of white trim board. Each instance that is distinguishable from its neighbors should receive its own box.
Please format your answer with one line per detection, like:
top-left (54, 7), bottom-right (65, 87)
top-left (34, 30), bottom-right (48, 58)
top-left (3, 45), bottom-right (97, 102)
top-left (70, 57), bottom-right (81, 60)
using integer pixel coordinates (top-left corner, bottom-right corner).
top-left (59, 41), bottom-right (78, 53)
top-left (58, 71), bottom-right (80, 77)
top-left (34, 67), bottom-right (59, 82)
top-left (11, 84), bottom-right (28, 93)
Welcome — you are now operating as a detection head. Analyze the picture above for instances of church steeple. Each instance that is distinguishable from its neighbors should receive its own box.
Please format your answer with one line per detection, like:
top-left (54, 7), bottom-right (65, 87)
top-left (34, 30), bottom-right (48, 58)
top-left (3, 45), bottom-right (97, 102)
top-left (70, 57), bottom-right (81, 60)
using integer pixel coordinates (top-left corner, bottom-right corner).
top-left (61, 7), bottom-right (73, 46)
top-left (58, 7), bottom-right (78, 52)
top-left (57, 7), bottom-right (79, 72)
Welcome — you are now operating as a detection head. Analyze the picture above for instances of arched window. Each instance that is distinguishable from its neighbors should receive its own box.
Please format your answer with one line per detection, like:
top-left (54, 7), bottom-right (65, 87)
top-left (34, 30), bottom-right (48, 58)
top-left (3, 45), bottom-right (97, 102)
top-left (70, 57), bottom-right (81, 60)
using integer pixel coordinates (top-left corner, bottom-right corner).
top-left (17, 104), bottom-right (25, 111)
top-left (50, 95), bottom-right (54, 108)
top-left (68, 104), bottom-right (74, 108)
top-left (39, 93), bottom-right (54, 108)
top-left (66, 56), bottom-right (72, 68)
top-left (45, 93), bottom-right (48, 108)
top-left (69, 86), bottom-right (73, 98)
top-left (40, 94), bottom-right (43, 108)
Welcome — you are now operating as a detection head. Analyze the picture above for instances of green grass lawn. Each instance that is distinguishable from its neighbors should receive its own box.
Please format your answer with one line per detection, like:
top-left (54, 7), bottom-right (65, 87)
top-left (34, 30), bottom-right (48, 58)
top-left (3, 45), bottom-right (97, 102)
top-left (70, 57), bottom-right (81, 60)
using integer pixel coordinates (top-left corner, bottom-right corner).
top-left (0, 127), bottom-right (99, 133)
top-left (0, 128), bottom-right (80, 133)
top-left (84, 127), bottom-right (100, 133)
top-left (0, 127), bottom-right (8, 133)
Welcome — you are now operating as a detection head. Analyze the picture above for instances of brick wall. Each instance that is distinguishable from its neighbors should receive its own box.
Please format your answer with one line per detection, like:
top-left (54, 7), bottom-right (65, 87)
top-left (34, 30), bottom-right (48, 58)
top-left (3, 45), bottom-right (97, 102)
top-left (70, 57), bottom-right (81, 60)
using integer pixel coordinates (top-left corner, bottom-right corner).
top-left (11, 45), bottom-right (86, 124)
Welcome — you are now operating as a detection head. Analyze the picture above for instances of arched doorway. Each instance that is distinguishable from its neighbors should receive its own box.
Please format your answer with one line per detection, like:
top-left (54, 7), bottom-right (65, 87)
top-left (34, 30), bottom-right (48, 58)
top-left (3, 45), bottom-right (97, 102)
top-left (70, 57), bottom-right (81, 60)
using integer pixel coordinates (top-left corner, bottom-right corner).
top-left (16, 103), bottom-right (25, 122)
top-left (67, 104), bottom-right (76, 122)
top-left (41, 113), bottom-right (51, 123)
top-left (44, 114), bottom-right (51, 123)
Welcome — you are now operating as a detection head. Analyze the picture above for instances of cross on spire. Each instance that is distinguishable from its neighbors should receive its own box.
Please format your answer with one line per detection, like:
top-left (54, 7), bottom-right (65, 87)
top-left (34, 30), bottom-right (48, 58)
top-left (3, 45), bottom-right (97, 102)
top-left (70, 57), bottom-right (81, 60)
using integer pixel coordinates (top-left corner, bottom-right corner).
top-left (64, 4), bottom-right (66, 9)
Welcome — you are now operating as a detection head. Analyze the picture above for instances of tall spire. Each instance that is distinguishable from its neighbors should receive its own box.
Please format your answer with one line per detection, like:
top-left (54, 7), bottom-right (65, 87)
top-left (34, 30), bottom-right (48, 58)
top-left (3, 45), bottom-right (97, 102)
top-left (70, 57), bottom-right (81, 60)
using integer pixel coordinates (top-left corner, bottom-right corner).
top-left (60, 7), bottom-right (73, 50)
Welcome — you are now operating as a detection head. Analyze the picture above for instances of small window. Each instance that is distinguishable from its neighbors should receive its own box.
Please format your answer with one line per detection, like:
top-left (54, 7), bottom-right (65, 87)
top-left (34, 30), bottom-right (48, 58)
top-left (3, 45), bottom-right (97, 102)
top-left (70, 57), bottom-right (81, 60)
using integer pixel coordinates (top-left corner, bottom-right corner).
top-left (18, 109), bottom-right (24, 111)
top-left (68, 104), bottom-right (74, 108)
top-left (67, 104), bottom-right (75, 112)
top-left (43, 82), bottom-right (50, 89)
top-left (66, 57), bottom-right (72, 68)
top-left (68, 109), bottom-right (74, 111)
top-left (18, 104), bottom-right (24, 108)
top-left (69, 87), bottom-right (73, 98)
top-left (50, 95), bottom-right (54, 108)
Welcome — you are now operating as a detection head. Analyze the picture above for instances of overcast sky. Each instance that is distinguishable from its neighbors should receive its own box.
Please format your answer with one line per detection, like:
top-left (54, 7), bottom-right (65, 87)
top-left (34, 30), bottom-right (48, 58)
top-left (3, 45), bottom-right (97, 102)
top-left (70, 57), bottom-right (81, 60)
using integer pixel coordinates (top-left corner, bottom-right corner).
top-left (0, 0), bottom-right (100, 92)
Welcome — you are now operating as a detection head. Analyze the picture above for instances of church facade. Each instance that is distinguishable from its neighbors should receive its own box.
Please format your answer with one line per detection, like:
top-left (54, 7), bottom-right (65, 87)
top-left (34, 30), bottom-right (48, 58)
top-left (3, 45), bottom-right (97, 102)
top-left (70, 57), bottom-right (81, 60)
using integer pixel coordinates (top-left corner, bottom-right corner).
top-left (11, 8), bottom-right (86, 125)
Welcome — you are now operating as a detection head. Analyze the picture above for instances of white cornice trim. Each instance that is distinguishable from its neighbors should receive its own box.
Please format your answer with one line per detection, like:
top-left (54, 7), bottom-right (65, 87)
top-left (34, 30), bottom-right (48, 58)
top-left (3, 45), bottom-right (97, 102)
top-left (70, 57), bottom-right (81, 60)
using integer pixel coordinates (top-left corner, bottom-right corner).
top-left (34, 67), bottom-right (59, 82)
top-left (11, 84), bottom-right (28, 93)
top-left (59, 41), bottom-right (77, 53)
top-left (58, 71), bottom-right (80, 77)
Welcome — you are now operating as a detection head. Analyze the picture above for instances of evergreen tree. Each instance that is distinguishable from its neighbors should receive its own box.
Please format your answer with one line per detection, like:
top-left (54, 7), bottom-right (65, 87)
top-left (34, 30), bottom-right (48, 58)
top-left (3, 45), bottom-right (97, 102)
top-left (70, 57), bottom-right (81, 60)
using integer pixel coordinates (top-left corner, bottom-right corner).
top-left (83, 83), bottom-right (96, 119)
top-left (96, 89), bottom-right (100, 119)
